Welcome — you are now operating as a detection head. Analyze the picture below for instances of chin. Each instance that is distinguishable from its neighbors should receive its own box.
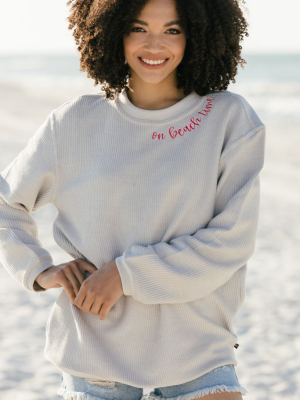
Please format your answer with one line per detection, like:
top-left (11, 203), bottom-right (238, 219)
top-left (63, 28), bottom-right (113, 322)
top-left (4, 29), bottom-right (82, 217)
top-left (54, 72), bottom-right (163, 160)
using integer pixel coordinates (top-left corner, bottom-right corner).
top-left (137, 71), bottom-right (174, 84)
top-left (140, 77), bottom-right (168, 84)
top-left (129, 65), bottom-right (177, 85)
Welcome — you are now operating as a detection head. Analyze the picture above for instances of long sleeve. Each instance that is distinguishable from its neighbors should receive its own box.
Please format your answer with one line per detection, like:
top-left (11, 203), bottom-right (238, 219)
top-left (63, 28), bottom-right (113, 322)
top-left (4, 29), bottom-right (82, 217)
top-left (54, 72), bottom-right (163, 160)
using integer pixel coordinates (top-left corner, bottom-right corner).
top-left (116, 124), bottom-right (266, 304)
top-left (0, 112), bottom-right (57, 292)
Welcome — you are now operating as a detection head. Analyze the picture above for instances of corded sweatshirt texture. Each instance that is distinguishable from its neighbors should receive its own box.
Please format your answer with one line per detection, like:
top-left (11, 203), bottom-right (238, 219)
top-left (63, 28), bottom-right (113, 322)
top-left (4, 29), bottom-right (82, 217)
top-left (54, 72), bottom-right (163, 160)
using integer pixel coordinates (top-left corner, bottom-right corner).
top-left (0, 88), bottom-right (266, 388)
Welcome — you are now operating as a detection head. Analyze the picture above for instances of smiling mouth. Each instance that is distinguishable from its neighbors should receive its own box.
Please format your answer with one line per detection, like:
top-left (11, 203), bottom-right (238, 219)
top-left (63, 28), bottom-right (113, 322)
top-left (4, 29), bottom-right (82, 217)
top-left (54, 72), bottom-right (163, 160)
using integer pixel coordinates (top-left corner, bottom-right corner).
top-left (138, 57), bottom-right (169, 66)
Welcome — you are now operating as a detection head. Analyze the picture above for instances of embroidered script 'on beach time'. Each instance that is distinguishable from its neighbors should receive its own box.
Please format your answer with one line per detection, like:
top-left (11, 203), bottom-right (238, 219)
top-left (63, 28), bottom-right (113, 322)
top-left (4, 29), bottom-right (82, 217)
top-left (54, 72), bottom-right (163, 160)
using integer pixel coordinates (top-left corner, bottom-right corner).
top-left (152, 97), bottom-right (215, 140)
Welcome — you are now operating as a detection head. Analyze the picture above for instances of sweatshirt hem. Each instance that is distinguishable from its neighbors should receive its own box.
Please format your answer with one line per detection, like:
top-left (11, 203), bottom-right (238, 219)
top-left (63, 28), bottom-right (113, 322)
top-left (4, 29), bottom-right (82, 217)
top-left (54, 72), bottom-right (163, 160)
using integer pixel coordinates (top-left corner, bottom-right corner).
top-left (45, 351), bottom-right (239, 390)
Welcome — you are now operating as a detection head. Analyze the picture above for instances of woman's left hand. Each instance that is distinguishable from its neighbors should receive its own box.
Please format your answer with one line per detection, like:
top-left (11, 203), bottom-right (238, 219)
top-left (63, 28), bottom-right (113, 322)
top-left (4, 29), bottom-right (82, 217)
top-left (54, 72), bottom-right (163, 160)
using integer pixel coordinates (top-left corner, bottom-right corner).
top-left (73, 260), bottom-right (124, 320)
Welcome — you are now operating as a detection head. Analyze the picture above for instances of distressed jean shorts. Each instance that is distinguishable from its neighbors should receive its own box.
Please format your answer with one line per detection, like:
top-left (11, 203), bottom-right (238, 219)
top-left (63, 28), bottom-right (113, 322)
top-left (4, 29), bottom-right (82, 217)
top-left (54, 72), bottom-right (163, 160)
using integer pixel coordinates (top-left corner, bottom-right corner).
top-left (57, 364), bottom-right (248, 400)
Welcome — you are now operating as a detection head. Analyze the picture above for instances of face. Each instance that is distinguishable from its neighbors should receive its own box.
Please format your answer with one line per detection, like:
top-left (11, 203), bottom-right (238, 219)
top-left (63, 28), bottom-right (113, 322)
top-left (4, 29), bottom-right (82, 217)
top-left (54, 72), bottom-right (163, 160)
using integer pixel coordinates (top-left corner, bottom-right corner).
top-left (123, 0), bottom-right (186, 86)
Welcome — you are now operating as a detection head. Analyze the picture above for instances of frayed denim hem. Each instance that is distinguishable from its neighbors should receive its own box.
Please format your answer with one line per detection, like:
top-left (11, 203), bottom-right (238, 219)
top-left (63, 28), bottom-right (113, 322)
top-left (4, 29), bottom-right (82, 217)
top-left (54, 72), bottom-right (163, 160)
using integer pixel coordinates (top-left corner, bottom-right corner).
top-left (57, 386), bottom-right (108, 400)
top-left (147, 384), bottom-right (249, 400)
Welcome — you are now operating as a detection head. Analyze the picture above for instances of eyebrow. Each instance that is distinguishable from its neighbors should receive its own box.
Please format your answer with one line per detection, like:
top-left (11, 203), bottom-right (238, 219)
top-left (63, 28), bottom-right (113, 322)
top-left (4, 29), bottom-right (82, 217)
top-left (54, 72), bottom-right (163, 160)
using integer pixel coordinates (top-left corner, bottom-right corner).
top-left (130, 19), bottom-right (181, 27)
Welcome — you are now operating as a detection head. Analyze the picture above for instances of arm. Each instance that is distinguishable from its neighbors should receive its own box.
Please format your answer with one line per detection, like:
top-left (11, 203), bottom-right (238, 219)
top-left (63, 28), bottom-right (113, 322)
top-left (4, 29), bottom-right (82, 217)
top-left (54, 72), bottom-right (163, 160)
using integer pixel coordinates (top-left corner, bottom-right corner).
top-left (115, 125), bottom-right (266, 304)
top-left (0, 112), bottom-right (57, 292)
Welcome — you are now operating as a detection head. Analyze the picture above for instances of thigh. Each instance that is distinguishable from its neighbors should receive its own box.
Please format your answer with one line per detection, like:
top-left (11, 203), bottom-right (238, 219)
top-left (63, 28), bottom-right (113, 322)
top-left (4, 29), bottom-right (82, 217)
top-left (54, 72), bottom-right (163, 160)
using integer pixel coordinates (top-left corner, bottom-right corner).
top-left (149, 365), bottom-right (248, 400)
top-left (57, 371), bottom-right (144, 400)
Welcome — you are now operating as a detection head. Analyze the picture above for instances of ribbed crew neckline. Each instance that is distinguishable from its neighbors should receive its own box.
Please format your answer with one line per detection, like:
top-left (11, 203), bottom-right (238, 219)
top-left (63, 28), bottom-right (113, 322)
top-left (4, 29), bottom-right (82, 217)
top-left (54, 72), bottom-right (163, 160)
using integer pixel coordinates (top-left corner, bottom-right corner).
top-left (116, 87), bottom-right (202, 122)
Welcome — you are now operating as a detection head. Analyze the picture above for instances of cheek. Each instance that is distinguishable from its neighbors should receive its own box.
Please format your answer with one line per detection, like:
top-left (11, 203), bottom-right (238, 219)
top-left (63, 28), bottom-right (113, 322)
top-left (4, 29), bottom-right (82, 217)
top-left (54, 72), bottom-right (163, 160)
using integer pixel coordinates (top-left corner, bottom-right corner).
top-left (123, 35), bottom-right (143, 56)
top-left (165, 37), bottom-right (186, 57)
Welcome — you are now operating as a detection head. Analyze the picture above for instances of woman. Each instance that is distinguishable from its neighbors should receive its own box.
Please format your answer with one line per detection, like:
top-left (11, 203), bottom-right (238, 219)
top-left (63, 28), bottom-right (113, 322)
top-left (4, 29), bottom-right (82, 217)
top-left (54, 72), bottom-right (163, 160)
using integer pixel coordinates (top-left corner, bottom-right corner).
top-left (0, 0), bottom-right (266, 399)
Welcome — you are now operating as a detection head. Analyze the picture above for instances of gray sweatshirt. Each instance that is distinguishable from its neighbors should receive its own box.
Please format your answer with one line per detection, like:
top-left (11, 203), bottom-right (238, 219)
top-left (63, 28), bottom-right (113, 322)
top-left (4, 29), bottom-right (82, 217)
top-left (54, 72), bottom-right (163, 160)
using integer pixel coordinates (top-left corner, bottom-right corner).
top-left (0, 88), bottom-right (266, 388)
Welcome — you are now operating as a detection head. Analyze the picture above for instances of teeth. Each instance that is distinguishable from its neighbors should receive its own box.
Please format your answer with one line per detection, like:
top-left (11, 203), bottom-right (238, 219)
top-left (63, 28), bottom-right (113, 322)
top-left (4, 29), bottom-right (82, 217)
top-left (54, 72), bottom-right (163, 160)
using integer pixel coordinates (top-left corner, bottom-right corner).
top-left (141, 58), bottom-right (167, 65)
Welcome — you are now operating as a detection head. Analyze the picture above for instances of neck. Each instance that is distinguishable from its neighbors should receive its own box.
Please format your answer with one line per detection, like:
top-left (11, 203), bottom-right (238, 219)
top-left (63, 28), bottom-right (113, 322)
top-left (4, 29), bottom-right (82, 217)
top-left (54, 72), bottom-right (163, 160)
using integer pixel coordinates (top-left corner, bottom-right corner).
top-left (125, 74), bottom-right (187, 110)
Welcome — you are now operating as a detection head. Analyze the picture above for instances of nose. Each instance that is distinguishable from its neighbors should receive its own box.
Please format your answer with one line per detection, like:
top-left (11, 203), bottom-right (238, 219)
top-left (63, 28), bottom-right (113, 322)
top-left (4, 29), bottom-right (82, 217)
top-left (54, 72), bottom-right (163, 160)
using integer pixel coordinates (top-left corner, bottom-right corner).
top-left (143, 34), bottom-right (165, 53)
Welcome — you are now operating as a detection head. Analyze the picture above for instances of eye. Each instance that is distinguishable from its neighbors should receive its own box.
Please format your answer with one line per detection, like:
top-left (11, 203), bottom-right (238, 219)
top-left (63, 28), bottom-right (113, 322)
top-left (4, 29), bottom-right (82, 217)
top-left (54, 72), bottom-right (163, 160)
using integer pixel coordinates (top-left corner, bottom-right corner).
top-left (131, 27), bottom-right (145, 32)
top-left (167, 29), bottom-right (181, 35)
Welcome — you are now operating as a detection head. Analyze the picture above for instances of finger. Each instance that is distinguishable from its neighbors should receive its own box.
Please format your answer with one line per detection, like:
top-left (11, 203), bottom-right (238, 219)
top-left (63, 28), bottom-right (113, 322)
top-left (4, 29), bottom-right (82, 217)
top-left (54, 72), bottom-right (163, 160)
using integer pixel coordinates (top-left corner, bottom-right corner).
top-left (56, 272), bottom-right (76, 304)
top-left (78, 291), bottom-right (96, 313)
top-left (74, 282), bottom-right (88, 308)
top-left (99, 302), bottom-right (113, 321)
top-left (89, 299), bottom-right (103, 316)
top-left (70, 262), bottom-right (85, 286)
top-left (63, 266), bottom-right (82, 296)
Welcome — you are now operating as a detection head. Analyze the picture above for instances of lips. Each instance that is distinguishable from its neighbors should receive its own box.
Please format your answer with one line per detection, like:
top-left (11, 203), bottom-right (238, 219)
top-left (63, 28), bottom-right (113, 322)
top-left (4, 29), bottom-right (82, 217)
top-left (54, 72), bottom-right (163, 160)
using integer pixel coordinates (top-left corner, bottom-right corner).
top-left (140, 58), bottom-right (167, 65)
top-left (139, 56), bottom-right (169, 61)
top-left (138, 57), bottom-right (169, 68)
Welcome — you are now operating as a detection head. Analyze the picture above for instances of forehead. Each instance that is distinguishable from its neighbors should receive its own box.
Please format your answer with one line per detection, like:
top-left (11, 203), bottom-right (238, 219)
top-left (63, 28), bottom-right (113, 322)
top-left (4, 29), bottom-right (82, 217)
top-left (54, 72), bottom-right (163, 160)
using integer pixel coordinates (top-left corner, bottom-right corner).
top-left (137, 0), bottom-right (179, 21)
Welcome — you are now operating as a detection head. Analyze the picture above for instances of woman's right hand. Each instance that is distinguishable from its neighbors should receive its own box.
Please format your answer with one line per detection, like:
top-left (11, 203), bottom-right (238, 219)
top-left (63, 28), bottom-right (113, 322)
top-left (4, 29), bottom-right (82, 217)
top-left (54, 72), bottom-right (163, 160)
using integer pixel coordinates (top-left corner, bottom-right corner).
top-left (35, 258), bottom-right (98, 304)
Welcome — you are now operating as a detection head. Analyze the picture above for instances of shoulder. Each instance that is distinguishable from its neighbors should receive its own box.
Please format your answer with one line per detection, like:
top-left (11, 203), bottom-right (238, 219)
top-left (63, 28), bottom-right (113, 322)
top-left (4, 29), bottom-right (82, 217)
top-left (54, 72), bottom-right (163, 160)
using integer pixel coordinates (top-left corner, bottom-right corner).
top-left (51, 90), bottom-right (111, 126)
top-left (210, 90), bottom-right (264, 130)
top-left (210, 90), bottom-right (266, 153)
top-left (52, 91), bottom-right (109, 116)
top-left (44, 91), bottom-right (115, 148)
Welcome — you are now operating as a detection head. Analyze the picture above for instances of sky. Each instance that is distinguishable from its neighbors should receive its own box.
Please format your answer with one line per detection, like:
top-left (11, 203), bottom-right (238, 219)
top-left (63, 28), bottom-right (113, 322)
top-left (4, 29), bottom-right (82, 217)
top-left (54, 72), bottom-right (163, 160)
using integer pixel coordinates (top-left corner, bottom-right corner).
top-left (0, 0), bottom-right (299, 55)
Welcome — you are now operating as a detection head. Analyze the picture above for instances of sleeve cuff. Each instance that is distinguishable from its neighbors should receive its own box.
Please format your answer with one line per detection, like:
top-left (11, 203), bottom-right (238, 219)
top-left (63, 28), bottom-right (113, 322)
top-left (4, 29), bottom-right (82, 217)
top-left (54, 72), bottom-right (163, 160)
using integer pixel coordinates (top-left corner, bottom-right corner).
top-left (27, 259), bottom-right (55, 292)
top-left (115, 256), bottom-right (134, 297)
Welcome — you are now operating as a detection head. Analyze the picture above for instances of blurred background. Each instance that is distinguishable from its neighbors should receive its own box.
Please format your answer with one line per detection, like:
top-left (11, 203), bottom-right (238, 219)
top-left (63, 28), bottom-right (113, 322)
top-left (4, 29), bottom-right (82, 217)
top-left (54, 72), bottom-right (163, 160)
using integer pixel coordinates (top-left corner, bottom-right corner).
top-left (0, 0), bottom-right (299, 399)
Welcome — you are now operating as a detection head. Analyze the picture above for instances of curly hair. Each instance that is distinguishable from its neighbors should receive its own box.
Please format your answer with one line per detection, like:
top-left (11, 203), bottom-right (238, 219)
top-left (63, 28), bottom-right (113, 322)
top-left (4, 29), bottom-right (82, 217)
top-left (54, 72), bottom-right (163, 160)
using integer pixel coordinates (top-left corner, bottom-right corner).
top-left (66, 0), bottom-right (249, 100)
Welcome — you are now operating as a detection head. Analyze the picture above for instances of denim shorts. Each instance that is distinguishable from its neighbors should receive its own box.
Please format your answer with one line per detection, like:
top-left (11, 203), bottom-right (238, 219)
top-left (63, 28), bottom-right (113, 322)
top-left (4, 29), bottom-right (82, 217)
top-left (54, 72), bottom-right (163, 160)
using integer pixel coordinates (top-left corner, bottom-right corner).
top-left (57, 364), bottom-right (248, 400)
